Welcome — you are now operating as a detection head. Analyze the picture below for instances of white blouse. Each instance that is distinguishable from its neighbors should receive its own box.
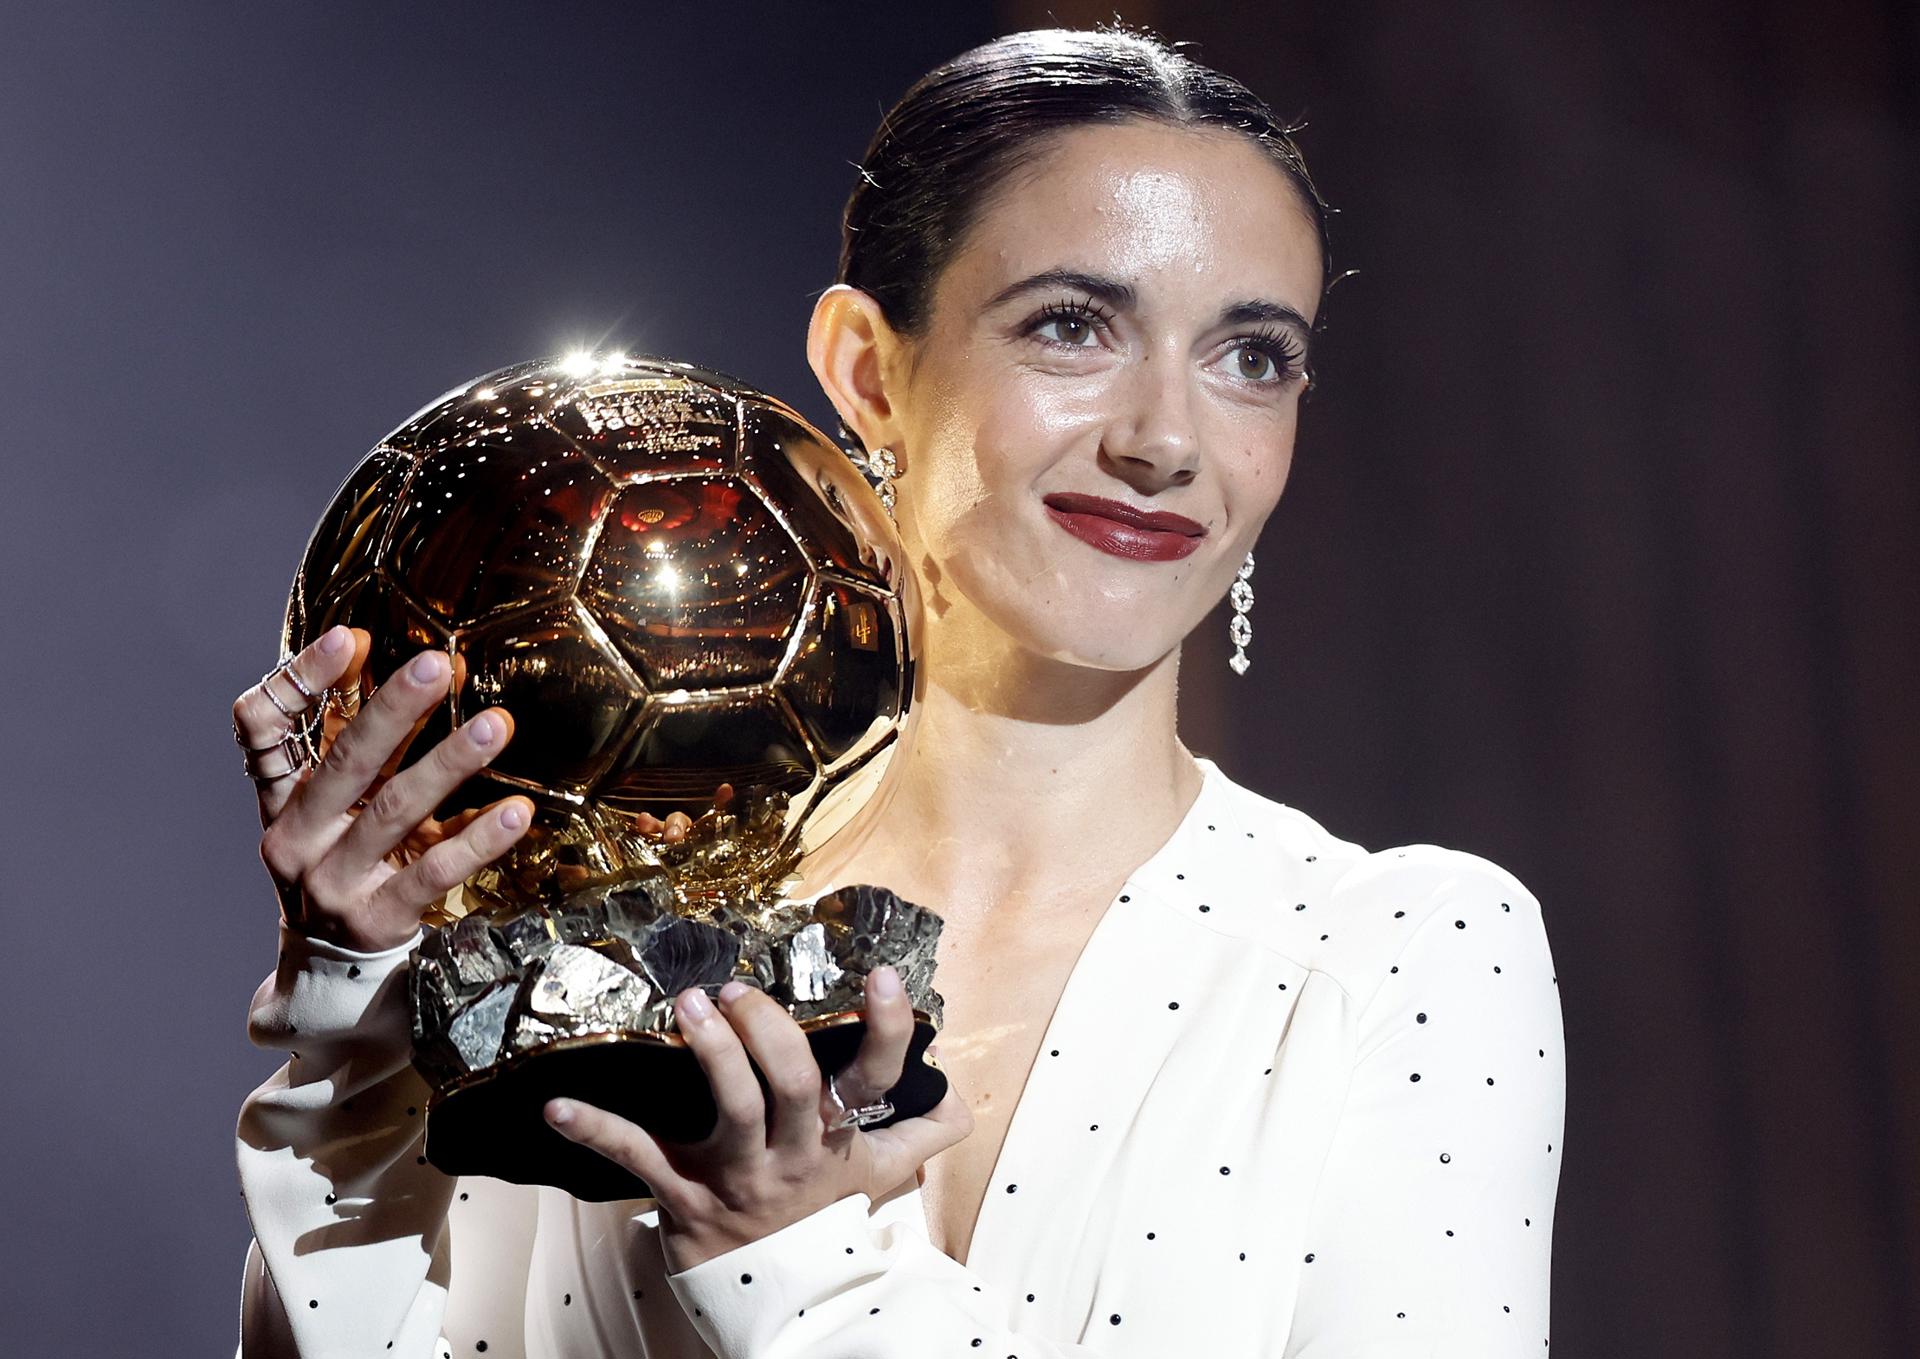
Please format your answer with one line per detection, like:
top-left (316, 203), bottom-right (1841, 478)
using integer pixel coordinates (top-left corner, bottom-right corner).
top-left (235, 756), bottom-right (1565, 1358)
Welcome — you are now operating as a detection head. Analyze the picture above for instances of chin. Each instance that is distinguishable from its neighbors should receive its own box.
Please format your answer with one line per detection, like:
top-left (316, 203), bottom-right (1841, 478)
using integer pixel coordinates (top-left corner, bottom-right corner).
top-left (930, 529), bottom-right (1209, 674)
top-left (1048, 640), bottom-right (1181, 674)
top-left (1002, 598), bottom-right (1189, 674)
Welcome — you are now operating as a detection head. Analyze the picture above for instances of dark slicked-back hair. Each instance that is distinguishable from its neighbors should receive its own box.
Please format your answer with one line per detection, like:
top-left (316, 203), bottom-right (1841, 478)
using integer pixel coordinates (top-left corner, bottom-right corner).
top-left (833, 24), bottom-right (1338, 453)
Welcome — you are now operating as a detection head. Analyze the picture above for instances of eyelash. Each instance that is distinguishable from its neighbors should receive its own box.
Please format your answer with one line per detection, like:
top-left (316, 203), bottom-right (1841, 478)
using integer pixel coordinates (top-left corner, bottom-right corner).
top-left (1024, 296), bottom-right (1309, 386)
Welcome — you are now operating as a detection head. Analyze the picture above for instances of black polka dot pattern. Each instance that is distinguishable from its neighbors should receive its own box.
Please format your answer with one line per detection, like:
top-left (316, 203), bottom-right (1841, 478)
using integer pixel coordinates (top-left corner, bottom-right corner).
top-left (239, 760), bottom-right (1558, 1357)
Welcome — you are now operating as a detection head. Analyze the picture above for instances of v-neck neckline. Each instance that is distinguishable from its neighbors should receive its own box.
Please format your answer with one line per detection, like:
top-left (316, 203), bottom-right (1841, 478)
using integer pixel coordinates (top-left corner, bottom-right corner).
top-left (909, 756), bottom-right (1225, 1266)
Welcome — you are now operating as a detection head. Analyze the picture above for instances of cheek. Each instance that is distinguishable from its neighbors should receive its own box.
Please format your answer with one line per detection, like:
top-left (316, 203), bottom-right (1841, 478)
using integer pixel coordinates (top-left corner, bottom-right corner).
top-left (1214, 415), bottom-right (1298, 525)
top-left (972, 366), bottom-right (1108, 468)
top-left (920, 368), bottom-right (1100, 515)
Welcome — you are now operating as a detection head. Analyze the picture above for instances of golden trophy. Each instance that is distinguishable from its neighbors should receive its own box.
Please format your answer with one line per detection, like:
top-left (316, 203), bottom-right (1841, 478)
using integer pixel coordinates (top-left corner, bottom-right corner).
top-left (281, 353), bottom-right (946, 1201)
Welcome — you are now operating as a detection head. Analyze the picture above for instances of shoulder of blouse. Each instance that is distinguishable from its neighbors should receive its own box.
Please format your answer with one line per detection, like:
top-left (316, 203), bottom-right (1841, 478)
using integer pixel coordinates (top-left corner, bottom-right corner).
top-left (1189, 763), bottom-right (1549, 1017)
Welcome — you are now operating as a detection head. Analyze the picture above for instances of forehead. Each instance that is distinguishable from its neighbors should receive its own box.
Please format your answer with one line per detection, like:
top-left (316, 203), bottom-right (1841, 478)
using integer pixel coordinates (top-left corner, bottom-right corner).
top-left (942, 119), bottom-right (1322, 316)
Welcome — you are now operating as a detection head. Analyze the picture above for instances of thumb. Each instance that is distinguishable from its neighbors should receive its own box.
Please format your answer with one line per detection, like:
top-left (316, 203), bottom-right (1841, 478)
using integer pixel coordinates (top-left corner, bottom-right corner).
top-left (856, 1086), bottom-right (973, 1197)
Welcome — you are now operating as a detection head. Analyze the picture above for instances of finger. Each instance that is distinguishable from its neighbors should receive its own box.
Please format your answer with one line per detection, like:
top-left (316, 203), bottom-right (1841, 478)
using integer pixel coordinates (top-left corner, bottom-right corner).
top-left (279, 648), bottom-right (453, 838)
top-left (233, 627), bottom-right (348, 748)
top-left (711, 782), bottom-right (734, 811)
top-left (311, 628), bottom-right (374, 764)
top-left (715, 985), bottom-right (829, 1154)
top-left (675, 987), bottom-right (768, 1161)
top-left (332, 707), bottom-right (516, 879)
top-left (544, 1098), bottom-right (688, 1209)
top-left (236, 626), bottom-right (356, 823)
top-left (833, 966), bottom-right (915, 1119)
top-left (367, 796), bottom-right (533, 930)
top-left (436, 805), bottom-right (491, 838)
top-left (247, 732), bottom-right (313, 831)
top-left (859, 1085), bottom-right (976, 1193)
top-left (375, 647), bottom-right (467, 783)
top-left (663, 811), bottom-right (692, 843)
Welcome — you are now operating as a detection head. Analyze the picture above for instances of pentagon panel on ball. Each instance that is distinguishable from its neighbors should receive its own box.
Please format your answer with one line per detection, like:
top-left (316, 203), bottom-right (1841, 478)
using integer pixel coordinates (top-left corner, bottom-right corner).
top-left (580, 474), bottom-right (810, 691)
top-left (381, 424), bottom-right (613, 629)
top-left (279, 353), bottom-right (944, 1202)
top-left (448, 597), bottom-right (647, 804)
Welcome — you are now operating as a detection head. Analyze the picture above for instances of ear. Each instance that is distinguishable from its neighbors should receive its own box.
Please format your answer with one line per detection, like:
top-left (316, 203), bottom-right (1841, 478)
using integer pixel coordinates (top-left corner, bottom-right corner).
top-left (807, 285), bottom-right (906, 458)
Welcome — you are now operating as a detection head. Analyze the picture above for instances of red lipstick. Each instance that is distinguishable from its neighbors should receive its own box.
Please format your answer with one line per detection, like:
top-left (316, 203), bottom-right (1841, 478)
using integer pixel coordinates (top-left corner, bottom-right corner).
top-left (1041, 492), bottom-right (1207, 562)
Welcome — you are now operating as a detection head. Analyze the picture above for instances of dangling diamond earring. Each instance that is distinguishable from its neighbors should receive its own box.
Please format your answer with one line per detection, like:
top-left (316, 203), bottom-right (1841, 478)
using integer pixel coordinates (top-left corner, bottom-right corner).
top-left (1228, 553), bottom-right (1255, 675)
top-left (866, 445), bottom-right (900, 521)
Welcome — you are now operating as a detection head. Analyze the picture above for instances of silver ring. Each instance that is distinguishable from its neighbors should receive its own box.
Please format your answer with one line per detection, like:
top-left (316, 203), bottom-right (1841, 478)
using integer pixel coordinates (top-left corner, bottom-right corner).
top-left (257, 659), bottom-right (315, 720)
top-left (241, 732), bottom-right (310, 783)
top-left (326, 681), bottom-right (363, 719)
top-left (824, 1071), bottom-right (895, 1132)
top-left (278, 658), bottom-right (319, 703)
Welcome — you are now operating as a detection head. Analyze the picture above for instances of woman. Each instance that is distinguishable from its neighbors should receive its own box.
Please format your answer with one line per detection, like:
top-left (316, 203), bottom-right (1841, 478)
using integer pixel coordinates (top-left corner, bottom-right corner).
top-left (232, 25), bottom-right (1564, 1358)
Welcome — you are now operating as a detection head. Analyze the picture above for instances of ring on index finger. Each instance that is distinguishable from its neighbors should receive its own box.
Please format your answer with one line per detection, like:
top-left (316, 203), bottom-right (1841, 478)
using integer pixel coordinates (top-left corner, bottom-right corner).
top-left (256, 656), bottom-right (319, 721)
top-left (823, 1071), bottom-right (895, 1132)
top-left (238, 731), bottom-right (311, 783)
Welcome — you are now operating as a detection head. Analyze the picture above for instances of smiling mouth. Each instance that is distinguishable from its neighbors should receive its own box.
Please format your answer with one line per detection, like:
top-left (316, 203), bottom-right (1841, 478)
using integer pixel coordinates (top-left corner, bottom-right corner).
top-left (1041, 492), bottom-right (1208, 562)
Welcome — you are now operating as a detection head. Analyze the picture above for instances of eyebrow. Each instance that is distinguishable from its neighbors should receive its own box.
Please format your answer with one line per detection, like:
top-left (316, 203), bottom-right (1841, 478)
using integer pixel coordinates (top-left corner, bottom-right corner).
top-left (981, 267), bottom-right (1313, 337)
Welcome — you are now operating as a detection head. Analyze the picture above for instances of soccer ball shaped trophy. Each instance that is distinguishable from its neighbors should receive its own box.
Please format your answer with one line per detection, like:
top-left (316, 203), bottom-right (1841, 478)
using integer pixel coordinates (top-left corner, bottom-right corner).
top-left (281, 353), bottom-right (946, 1201)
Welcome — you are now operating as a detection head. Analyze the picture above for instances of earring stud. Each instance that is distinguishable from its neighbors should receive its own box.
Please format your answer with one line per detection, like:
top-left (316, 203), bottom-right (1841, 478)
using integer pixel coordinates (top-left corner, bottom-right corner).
top-left (866, 445), bottom-right (899, 521)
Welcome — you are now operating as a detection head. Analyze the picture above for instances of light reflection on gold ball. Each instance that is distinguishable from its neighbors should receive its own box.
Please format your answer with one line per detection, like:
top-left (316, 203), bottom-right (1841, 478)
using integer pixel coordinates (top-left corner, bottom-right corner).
top-left (283, 354), bottom-right (917, 906)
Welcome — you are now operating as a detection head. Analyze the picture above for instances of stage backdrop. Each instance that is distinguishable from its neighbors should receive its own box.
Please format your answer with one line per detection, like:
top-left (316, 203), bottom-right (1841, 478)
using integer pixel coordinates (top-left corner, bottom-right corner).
top-left (1, 1), bottom-right (1913, 1354)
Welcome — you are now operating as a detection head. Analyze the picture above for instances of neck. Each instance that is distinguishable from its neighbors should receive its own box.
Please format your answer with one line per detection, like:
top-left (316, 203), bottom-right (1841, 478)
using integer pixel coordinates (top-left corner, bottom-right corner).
top-left (807, 596), bottom-right (1204, 935)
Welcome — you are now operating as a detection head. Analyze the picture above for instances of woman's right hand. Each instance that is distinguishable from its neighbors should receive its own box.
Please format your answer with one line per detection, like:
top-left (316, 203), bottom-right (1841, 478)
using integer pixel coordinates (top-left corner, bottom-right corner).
top-left (232, 624), bottom-right (534, 953)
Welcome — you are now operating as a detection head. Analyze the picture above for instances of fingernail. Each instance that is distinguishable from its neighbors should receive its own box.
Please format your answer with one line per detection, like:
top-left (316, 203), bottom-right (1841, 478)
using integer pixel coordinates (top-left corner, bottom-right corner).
top-left (409, 652), bottom-right (444, 682)
top-left (467, 712), bottom-right (499, 746)
top-left (872, 966), bottom-right (902, 998)
top-left (718, 980), bottom-right (751, 1004)
top-left (681, 988), bottom-right (714, 1021)
top-left (319, 627), bottom-right (349, 656)
top-left (499, 802), bottom-right (528, 830)
top-left (546, 1099), bottom-right (574, 1127)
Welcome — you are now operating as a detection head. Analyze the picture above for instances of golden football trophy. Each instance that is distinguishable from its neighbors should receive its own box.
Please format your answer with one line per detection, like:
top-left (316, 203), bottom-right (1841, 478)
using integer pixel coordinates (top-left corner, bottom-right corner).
top-left (281, 353), bottom-right (946, 1200)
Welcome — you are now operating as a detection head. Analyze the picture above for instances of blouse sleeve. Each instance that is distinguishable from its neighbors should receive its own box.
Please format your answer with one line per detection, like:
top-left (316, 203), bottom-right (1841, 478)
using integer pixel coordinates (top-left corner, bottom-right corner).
top-left (664, 1194), bottom-right (1116, 1358)
top-left (235, 922), bottom-right (530, 1357)
top-left (1282, 848), bottom-right (1566, 1358)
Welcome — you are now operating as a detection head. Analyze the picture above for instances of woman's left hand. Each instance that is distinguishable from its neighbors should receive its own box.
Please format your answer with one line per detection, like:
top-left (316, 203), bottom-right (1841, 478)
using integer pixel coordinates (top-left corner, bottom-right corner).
top-left (543, 966), bottom-right (973, 1274)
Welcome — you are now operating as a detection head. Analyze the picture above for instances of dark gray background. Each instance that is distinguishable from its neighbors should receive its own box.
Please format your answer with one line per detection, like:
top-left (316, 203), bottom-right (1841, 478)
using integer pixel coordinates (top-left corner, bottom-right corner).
top-left (3, 2), bottom-right (1914, 1355)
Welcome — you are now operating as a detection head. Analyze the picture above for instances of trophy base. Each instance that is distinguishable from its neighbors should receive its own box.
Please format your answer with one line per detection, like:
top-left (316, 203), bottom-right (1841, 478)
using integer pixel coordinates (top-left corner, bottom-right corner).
top-left (424, 1007), bottom-right (948, 1202)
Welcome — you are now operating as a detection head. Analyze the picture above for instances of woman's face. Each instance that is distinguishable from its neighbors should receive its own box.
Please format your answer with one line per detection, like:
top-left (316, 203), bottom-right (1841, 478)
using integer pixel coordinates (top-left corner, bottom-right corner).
top-left (850, 118), bottom-right (1323, 674)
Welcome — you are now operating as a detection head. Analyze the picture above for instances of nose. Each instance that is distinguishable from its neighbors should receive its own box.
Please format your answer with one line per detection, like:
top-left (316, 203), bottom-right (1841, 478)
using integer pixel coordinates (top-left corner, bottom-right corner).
top-left (1099, 345), bottom-right (1201, 493)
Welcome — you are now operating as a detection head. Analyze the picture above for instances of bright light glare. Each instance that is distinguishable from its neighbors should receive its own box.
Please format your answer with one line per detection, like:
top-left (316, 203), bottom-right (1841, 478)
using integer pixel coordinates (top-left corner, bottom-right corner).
top-left (561, 350), bottom-right (597, 377)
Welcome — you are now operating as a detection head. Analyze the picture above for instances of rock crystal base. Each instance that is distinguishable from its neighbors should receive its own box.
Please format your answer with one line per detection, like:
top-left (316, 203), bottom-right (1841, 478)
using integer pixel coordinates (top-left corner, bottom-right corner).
top-left (411, 874), bottom-right (948, 1201)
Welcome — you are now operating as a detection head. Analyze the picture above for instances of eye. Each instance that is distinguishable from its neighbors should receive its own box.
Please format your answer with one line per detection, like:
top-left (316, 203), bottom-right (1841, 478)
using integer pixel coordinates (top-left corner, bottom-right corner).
top-left (1026, 297), bottom-right (1113, 350)
top-left (1222, 327), bottom-right (1309, 386)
